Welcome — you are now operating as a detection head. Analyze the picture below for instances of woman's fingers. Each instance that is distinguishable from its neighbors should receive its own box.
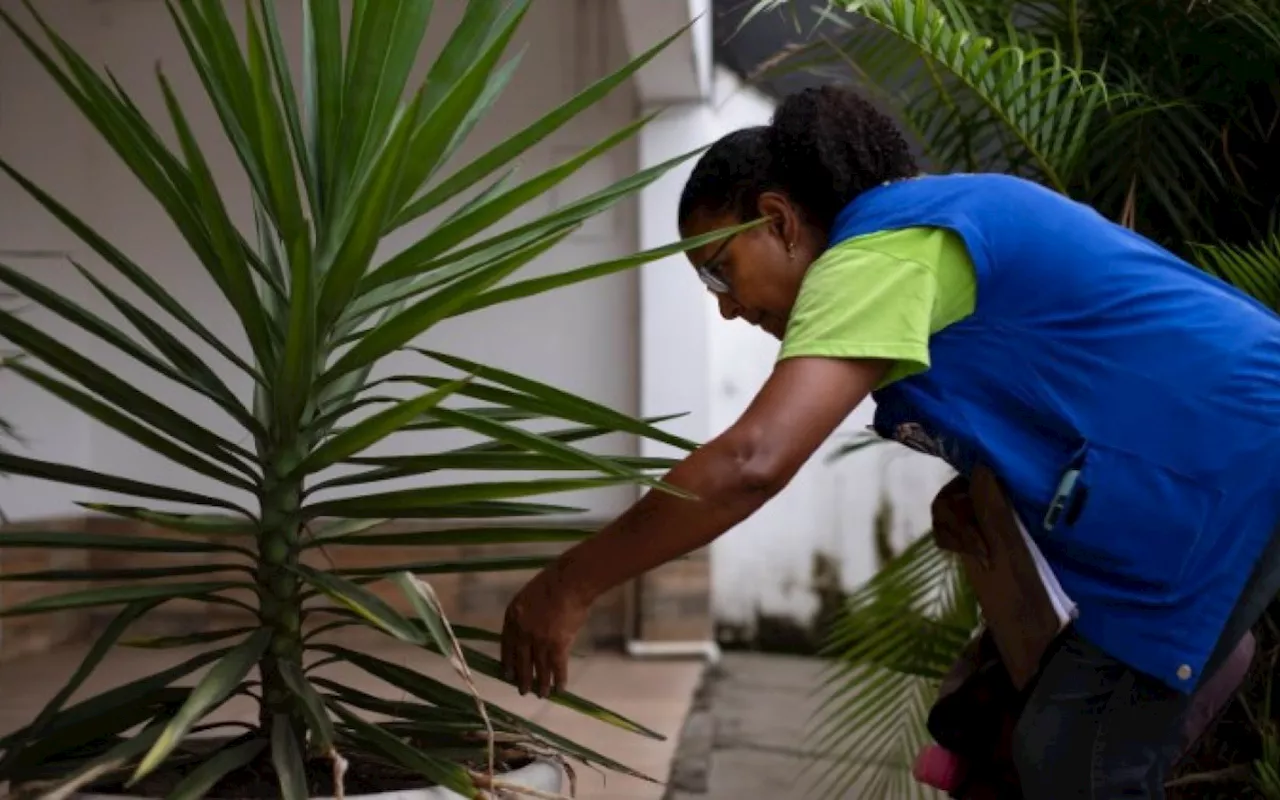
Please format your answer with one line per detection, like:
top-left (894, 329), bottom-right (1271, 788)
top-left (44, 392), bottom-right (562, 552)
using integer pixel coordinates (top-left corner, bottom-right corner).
top-left (514, 640), bottom-right (534, 695)
top-left (535, 645), bottom-right (555, 698)
top-left (552, 645), bottom-right (569, 694)
top-left (501, 621), bottom-right (516, 683)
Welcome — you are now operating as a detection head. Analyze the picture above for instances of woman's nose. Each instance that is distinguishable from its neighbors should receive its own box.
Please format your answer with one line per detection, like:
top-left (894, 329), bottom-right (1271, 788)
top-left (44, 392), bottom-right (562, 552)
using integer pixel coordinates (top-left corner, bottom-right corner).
top-left (717, 293), bottom-right (743, 320)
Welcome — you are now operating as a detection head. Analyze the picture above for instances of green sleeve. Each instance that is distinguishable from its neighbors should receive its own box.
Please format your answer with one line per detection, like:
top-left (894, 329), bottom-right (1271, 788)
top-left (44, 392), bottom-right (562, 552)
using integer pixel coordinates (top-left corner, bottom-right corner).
top-left (778, 227), bottom-right (978, 387)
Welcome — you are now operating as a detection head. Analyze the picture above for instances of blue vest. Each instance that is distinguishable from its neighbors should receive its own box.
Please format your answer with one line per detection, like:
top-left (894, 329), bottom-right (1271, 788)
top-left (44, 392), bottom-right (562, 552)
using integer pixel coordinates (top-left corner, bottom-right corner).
top-left (830, 174), bottom-right (1280, 693)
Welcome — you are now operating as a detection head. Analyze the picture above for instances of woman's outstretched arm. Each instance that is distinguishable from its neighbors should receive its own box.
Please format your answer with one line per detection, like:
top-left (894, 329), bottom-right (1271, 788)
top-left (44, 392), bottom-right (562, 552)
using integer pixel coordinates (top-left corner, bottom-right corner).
top-left (500, 355), bottom-right (891, 696)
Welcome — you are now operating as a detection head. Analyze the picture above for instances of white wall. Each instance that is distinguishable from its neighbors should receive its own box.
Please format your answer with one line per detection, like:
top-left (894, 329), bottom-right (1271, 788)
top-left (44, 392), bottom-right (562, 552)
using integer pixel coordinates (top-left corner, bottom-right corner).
top-left (0, 0), bottom-right (645, 521)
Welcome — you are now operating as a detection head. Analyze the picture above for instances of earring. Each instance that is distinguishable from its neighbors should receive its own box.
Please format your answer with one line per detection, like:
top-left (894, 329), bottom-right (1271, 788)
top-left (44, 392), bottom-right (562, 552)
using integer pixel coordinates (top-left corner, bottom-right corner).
top-left (787, 242), bottom-right (795, 259)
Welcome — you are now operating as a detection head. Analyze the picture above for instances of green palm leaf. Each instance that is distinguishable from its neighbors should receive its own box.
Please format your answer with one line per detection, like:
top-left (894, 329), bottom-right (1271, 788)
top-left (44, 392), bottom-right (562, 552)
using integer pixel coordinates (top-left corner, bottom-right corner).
top-left (1191, 228), bottom-right (1280, 311)
top-left (803, 533), bottom-right (977, 798)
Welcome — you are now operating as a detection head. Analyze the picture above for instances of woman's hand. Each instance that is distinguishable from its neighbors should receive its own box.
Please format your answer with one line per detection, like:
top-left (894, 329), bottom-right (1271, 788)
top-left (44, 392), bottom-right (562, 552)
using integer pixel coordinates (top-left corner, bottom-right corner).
top-left (501, 564), bottom-right (590, 697)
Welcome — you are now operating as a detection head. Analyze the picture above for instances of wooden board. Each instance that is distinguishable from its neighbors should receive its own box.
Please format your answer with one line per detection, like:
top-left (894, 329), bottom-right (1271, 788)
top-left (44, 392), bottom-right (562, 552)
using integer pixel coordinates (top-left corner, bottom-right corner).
top-left (931, 465), bottom-right (1064, 691)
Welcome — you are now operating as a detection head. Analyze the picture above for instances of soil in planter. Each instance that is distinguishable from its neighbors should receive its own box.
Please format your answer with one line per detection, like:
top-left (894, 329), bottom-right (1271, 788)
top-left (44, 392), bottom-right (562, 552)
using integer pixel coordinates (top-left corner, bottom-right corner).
top-left (79, 748), bottom-right (534, 798)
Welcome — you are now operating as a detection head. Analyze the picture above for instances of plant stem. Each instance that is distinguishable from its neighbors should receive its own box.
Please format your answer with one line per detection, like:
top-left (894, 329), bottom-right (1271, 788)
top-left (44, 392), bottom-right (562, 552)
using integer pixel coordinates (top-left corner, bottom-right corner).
top-left (257, 461), bottom-right (307, 741)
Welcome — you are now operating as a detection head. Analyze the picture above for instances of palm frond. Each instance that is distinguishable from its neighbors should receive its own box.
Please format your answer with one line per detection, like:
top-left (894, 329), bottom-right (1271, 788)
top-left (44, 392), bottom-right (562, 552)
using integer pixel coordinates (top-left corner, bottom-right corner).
top-left (804, 532), bottom-right (978, 799)
top-left (752, 0), bottom-right (1127, 190)
top-left (1190, 228), bottom-right (1280, 311)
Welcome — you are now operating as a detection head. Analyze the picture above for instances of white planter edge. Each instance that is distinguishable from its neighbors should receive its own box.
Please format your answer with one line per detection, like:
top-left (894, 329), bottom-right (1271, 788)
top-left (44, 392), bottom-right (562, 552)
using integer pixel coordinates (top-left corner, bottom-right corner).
top-left (75, 758), bottom-right (564, 800)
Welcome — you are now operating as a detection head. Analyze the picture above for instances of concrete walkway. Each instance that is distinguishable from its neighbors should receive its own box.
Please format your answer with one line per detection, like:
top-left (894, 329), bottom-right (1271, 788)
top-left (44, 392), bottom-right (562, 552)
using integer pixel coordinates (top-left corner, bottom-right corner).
top-left (664, 652), bottom-right (930, 800)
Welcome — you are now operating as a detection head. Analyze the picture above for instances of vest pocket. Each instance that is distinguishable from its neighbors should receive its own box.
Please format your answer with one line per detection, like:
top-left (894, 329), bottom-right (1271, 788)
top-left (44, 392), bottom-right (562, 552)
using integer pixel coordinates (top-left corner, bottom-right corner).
top-left (1048, 443), bottom-right (1223, 589)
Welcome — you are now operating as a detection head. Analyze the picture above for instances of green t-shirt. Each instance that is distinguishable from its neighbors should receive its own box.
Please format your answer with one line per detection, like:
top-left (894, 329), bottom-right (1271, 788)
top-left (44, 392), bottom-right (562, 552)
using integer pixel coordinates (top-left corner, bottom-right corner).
top-left (778, 227), bottom-right (978, 387)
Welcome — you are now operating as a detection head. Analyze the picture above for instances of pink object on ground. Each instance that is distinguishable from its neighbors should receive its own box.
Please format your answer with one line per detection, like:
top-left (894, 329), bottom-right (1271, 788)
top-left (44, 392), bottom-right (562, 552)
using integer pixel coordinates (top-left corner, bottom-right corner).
top-left (913, 744), bottom-right (966, 791)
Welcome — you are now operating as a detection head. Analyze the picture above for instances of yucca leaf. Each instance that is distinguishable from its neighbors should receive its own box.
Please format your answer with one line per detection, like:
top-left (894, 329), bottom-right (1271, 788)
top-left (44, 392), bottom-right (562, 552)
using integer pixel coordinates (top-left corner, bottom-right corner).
top-left (387, 2), bottom-right (527, 208)
top-left (0, 600), bottom-right (162, 777)
top-left (400, 406), bottom-right (542, 430)
top-left (434, 48), bottom-right (525, 176)
top-left (0, 649), bottom-right (224, 756)
top-left (303, 0), bottom-right (343, 216)
top-left (395, 576), bottom-right (664, 739)
top-left (392, 17), bottom-right (697, 228)
top-left (0, 529), bottom-right (245, 554)
top-left (335, 0), bottom-right (435, 204)
top-left (317, 644), bottom-right (656, 782)
top-left (0, 564), bottom-right (243, 583)
top-left (7, 361), bottom-right (257, 492)
top-left (122, 627), bottom-right (257, 650)
top-left (315, 452), bottom-right (674, 493)
top-left (332, 554), bottom-right (553, 578)
top-left (306, 476), bottom-right (639, 520)
top-left (293, 563), bottom-right (424, 644)
top-left (454, 219), bottom-right (765, 315)
top-left (417, 0), bottom-right (505, 114)
top-left (276, 235), bottom-right (317, 431)
top-left (269, 712), bottom-right (308, 800)
top-left (313, 679), bottom-right (492, 729)
top-left (330, 704), bottom-right (476, 796)
top-left (300, 378), bottom-right (470, 477)
top-left (243, 4), bottom-right (306, 247)
top-left (305, 611), bottom-right (502, 646)
top-left (322, 228), bottom-right (568, 384)
top-left (439, 166), bottom-right (519, 226)
top-left (306, 517), bottom-right (387, 543)
top-left (256, 0), bottom-right (315, 219)
top-left (0, 581), bottom-right (245, 618)
top-left (430, 404), bottom-right (660, 481)
top-left (316, 88), bottom-right (427, 331)
top-left (0, 698), bottom-right (183, 783)
top-left (79, 504), bottom-right (257, 538)
top-left (341, 222), bottom-right (580, 330)
top-left (0, 158), bottom-right (259, 378)
top-left (0, 452), bottom-right (249, 513)
top-left (277, 659), bottom-right (335, 752)
top-left (163, 1), bottom-right (272, 234)
top-left (442, 413), bottom-right (689, 452)
top-left (422, 147), bottom-right (704, 275)
top-left (418, 351), bottom-right (696, 447)
top-left (304, 525), bottom-right (592, 549)
top-left (0, 259), bottom-right (247, 432)
top-left (301, 499), bottom-right (585, 520)
top-left (69, 261), bottom-right (260, 435)
top-left (371, 111), bottom-right (658, 289)
top-left (155, 70), bottom-right (276, 370)
top-left (164, 737), bottom-right (267, 800)
top-left (0, 307), bottom-right (257, 473)
top-left (5, 2), bottom-right (239, 285)
top-left (132, 630), bottom-right (271, 784)
top-left (44, 717), bottom-right (171, 798)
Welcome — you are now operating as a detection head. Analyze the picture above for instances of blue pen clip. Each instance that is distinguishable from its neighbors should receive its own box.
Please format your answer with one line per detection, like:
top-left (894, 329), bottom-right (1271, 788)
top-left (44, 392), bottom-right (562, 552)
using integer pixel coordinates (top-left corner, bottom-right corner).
top-left (1042, 467), bottom-right (1081, 532)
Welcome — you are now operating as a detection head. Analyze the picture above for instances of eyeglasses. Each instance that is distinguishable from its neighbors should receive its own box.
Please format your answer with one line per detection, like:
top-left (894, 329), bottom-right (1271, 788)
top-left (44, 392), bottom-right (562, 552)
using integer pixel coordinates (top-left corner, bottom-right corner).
top-left (696, 236), bottom-right (734, 294)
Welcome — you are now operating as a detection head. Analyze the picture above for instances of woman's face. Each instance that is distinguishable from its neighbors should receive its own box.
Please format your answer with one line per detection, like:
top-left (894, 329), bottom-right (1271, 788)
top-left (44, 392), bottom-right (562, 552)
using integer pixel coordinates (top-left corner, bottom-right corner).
top-left (681, 192), bottom-right (822, 340)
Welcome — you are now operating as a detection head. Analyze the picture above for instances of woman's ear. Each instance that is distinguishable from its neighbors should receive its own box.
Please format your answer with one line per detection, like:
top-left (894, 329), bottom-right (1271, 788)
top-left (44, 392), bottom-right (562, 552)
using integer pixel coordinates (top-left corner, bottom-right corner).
top-left (756, 191), bottom-right (801, 249)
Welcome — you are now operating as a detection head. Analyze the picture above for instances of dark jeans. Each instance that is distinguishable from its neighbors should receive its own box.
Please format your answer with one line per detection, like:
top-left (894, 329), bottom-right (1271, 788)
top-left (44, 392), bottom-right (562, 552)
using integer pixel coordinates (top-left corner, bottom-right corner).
top-left (1011, 628), bottom-right (1191, 799)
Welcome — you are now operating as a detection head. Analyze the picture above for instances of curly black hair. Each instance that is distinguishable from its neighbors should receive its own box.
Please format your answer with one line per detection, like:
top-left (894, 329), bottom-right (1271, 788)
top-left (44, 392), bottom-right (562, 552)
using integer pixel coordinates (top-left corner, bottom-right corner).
top-left (677, 85), bottom-right (917, 235)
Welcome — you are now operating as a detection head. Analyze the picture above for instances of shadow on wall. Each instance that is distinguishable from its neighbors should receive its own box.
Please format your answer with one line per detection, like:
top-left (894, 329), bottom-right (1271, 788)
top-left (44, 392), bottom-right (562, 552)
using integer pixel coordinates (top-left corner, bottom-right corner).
top-left (716, 492), bottom-right (899, 655)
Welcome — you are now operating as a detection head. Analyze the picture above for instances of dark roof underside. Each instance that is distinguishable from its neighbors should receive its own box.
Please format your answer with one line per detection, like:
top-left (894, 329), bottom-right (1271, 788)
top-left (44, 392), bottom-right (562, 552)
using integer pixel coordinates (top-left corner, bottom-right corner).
top-left (711, 1), bottom-right (838, 100)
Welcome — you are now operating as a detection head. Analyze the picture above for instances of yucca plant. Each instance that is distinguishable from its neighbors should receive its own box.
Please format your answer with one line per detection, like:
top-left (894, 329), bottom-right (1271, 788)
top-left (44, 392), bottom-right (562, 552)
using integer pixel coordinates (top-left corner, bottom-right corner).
top-left (0, 1), bottom-right (737, 797)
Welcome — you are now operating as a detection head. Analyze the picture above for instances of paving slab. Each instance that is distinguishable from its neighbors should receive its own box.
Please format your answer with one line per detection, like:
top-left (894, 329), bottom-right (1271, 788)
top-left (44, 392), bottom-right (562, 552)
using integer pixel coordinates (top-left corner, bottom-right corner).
top-left (665, 652), bottom-right (943, 800)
